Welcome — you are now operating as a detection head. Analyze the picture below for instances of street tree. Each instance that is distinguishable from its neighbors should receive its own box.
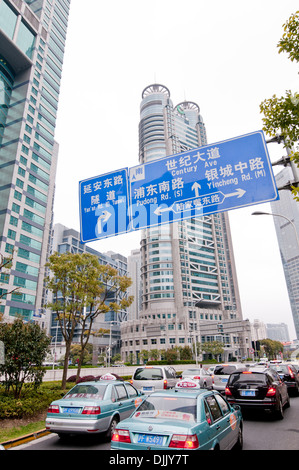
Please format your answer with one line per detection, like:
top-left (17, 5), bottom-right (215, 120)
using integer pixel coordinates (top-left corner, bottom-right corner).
top-left (260, 11), bottom-right (299, 197)
top-left (260, 338), bottom-right (284, 359)
top-left (198, 341), bottom-right (224, 362)
top-left (0, 317), bottom-right (50, 398)
top-left (45, 252), bottom-right (133, 388)
top-left (0, 252), bottom-right (20, 302)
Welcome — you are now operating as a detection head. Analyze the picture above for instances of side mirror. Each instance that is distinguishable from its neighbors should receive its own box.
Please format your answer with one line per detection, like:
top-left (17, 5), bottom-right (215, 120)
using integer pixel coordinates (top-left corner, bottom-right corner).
top-left (232, 404), bottom-right (241, 411)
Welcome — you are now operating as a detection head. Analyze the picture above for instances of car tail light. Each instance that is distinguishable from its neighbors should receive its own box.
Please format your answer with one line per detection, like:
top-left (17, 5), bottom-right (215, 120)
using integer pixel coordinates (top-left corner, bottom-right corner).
top-left (111, 429), bottom-right (131, 443)
top-left (163, 379), bottom-right (167, 389)
top-left (288, 367), bottom-right (294, 379)
top-left (266, 386), bottom-right (276, 397)
top-left (193, 376), bottom-right (201, 380)
top-left (169, 434), bottom-right (199, 449)
top-left (225, 386), bottom-right (232, 396)
top-left (82, 406), bottom-right (101, 415)
top-left (48, 405), bottom-right (59, 413)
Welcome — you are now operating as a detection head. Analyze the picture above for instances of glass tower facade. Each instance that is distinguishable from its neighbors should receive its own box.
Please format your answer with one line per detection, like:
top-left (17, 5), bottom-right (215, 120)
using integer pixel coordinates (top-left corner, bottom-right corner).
top-left (121, 84), bottom-right (250, 363)
top-left (271, 166), bottom-right (299, 340)
top-left (0, 0), bottom-right (71, 321)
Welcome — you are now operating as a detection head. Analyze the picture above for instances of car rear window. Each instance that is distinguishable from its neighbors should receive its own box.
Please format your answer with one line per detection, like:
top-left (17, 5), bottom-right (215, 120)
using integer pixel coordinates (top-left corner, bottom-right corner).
top-left (214, 366), bottom-right (236, 375)
top-left (133, 367), bottom-right (163, 380)
top-left (134, 396), bottom-right (197, 421)
top-left (270, 365), bottom-right (289, 374)
top-left (64, 384), bottom-right (107, 399)
top-left (228, 372), bottom-right (267, 386)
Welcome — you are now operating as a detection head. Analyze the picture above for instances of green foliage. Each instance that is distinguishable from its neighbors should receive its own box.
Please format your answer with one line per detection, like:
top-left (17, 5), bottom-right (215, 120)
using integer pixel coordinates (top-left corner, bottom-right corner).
top-left (0, 318), bottom-right (51, 398)
top-left (260, 11), bottom-right (299, 199)
top-left (45, 252), bottom-right (133, 389)
top-left (260, 338), bottom-right (284, 359)
top-left (198, 341), bottom-right (224, 360)
top-left (0, 382), bottom-right (70, 420)
top-left (277, 11), bottom-right (299, 63)
top-left (260, 90), bottom-right (299, 160)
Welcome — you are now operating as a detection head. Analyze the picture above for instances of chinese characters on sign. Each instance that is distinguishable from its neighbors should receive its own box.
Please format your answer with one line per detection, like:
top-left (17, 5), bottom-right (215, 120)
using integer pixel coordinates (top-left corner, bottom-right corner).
top-left (79, 168), bottom-right (130, 243)
top-left (79, 131), bottom-right (278, 242)
top-left (129, 130), bottom-right (278, 230)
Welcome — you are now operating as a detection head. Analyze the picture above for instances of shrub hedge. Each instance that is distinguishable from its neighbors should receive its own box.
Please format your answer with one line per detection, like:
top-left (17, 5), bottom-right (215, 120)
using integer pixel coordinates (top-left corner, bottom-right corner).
top-left (0, 382), bottom-right (71, 420)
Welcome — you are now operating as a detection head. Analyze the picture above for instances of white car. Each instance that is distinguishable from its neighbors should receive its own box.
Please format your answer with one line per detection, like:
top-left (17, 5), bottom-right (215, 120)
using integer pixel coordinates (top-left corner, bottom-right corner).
top-left (213, 364), bottom-right (243, 393)
top-left (131, 365), bottom-right (177, 393)
top-left (181, 368), bottom-right (213, 389)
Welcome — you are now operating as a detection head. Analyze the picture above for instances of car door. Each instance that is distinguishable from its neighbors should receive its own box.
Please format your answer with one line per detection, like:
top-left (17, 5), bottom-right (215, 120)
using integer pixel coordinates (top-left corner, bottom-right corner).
top-left (124, 383), bottom-right (142, 413)
top-left (205, 394), bottom-right (233, 450)
top-left (114, 383), bottom-right (133, 420)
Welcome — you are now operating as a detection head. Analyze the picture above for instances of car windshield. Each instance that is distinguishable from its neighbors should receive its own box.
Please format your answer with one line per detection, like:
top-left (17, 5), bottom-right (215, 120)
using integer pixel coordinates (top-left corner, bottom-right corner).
top-left (133, 368), bottom-right (163, 380)
top-left (134, 396), bottom-right (197, 422)
top-left (214, 366), bottom-right (236, 375)
top-left (64, 383), bottom-right (107, 400)
top-left (229, 372), bottom-right (267, 386)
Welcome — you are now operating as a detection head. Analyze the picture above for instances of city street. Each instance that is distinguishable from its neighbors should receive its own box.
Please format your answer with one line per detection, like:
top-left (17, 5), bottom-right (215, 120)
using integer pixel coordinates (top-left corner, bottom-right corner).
top-left (10, 394), bottom-right (299, 451)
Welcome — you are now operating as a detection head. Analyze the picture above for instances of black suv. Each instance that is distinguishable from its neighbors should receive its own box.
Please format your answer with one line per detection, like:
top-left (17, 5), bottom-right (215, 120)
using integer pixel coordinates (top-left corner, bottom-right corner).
top-left (269, 363), bottom-right (299, 396)
top-left (225, 368), bottom-right (290, 419)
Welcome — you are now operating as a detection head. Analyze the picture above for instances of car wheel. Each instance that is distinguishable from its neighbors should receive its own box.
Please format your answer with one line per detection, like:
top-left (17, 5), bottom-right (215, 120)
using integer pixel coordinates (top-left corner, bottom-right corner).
top-left (275, 397), bottom-right (284, 420)
top-left (233, 425), bottom-right (243, 450)
top-left (105, 416), bottom-right (119, 440)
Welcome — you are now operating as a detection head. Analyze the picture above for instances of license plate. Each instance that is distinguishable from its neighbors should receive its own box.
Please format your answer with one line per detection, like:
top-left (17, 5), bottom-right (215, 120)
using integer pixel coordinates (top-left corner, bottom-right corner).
top-left (142, 387), bottom-right (154, 392)
top-left (240, 390), bottom-right (256, 397)
top-left (62, 407), bottom-right (81, 414)
top-left (221, 378), bottom-right (228, 383)
top-left (137, 434), bottom-right (164, 445)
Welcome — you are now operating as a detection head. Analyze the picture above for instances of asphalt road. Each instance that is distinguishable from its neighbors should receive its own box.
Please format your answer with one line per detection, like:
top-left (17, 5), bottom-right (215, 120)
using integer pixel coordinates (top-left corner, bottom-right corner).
top-left (9, 394), bottom-right (299, 452)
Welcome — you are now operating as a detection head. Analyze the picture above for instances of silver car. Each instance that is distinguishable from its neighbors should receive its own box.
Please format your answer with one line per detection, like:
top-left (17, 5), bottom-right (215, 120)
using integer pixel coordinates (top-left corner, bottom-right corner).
top-left (213, 364), bottom-right (243, 393)
top-left (181, 368), bottom-right (213, 389)
top-left (46, 377), bottom-right (143, 439)
top-left (131, 365), bottom-right (177, 393)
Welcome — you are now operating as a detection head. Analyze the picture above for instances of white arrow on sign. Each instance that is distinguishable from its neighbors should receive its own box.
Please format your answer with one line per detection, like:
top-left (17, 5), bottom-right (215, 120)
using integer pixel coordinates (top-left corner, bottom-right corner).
top-left (224, 188), bottom-right (246, 199)
top-left (154, 205), bottom-right (174, 216)
top-left (191, 182), bottom-right (201, 197)
top-left (96, 210), bottom-right (112, 235)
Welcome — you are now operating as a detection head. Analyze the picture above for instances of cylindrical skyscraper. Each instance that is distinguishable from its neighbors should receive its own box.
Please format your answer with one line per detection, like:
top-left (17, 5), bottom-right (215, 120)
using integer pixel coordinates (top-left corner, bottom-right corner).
top-left (121, 84), bottom-right (250, 363)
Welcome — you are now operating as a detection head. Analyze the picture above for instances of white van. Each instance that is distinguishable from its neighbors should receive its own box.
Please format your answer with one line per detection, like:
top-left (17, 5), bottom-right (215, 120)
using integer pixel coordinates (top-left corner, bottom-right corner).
top-left (131, 365), bottom-right (177, 392)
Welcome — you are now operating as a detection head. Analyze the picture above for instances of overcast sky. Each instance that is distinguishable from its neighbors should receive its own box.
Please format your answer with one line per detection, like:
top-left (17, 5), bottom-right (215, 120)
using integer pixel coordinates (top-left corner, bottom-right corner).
top-left (53, 0), bottom-right (299, 339)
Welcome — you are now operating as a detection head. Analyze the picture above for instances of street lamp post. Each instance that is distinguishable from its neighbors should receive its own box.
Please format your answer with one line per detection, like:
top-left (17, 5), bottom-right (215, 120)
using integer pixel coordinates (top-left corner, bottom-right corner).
top-left (251, 211), bottom-right (299, 250)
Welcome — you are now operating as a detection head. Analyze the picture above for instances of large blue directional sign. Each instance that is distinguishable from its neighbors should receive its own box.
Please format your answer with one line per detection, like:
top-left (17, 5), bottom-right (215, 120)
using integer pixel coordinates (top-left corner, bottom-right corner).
top-left (79, 168), bottom-right (130, 243)
top-left (79, 131), bottom-right (279, 242)
top-left (129, 130), bottom-right (278, 231)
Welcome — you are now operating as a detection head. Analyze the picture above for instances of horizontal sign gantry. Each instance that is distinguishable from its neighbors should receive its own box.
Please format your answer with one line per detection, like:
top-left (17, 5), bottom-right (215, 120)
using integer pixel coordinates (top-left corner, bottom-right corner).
top-left (79, 131), bottom-right (279, 243)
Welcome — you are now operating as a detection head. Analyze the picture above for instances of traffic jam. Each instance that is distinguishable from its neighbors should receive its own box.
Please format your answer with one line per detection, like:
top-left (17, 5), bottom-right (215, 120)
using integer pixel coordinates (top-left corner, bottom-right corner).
top-left (45, 361), bottom-right (299, 450)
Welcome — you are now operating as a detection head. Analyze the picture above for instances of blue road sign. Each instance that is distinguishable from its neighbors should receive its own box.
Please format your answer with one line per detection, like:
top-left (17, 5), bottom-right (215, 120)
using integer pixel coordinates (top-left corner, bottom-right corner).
top-left (129, 130), bottom-right (278, 230)
top-left (79, 168), bottom-right (130, 242)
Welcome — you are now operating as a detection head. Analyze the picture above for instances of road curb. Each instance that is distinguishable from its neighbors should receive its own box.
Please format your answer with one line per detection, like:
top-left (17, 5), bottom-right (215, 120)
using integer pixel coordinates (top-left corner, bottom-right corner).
top-left (1, 429), bottom-right (50, 449)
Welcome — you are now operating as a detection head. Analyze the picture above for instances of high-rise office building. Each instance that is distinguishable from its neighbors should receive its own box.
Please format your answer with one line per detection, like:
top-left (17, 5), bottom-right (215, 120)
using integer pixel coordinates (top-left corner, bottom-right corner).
top-left (270, 166), bottom-right (299, 340)
top-left (0, 0), bottom-right (70, 321)
top-left (121, 84), bottom-right (251, 362)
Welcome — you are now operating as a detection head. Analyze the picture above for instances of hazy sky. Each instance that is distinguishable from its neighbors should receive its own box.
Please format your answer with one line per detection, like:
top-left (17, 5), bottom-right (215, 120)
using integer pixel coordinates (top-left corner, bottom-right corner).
top-left (53, 1), bottom-right (299, 338)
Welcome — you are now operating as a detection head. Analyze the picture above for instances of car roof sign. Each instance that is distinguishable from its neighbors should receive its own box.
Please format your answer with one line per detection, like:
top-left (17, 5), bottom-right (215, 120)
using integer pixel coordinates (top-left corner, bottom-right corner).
top-left (175, 378), bottom-right (201, 390)
top-left (100, 373), bottom-right (116, 381)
